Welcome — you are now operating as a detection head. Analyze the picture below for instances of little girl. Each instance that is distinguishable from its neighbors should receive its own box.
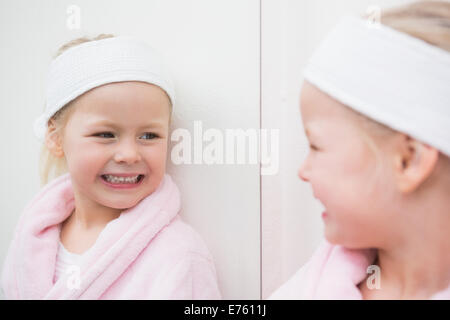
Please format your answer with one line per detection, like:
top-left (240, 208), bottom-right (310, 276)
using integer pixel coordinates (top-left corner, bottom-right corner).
top-left (270, 1), bottom-right (450, 300)
top-left (1, 34), bottom-right (221, 299)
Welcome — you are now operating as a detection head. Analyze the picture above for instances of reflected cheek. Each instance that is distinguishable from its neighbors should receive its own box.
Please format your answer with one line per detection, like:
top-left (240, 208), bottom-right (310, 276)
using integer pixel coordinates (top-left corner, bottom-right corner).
top-left (310, 177), bottom-right (331, 205)
top-left (308, 164), bottom-right (343, 209)
top-left (319, 178), bottom-right (367, 226)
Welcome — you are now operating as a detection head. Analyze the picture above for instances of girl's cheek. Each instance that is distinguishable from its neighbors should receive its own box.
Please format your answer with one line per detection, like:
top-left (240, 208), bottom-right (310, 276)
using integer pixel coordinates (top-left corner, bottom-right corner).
top-left (146, 141), bottom-right (167, 157)
top-left (311, 174), bottom-right (334, 207)
top-left (140, 143), bottom-right (168, 171)
top-left (310, 155), bottom-right (348, 205)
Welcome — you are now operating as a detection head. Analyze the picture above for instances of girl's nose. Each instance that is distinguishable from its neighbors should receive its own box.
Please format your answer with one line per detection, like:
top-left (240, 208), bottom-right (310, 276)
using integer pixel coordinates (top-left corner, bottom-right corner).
top-left (114, 141), bottom-right (142, 164)
top-left (298, 162), bottom-right (310, 182)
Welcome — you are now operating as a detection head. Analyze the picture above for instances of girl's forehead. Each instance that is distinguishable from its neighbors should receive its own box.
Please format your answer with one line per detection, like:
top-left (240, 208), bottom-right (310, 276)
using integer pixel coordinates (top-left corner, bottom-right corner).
top-left (75, 81), bottom-right (170, 109)
top-left (70, 84), bottom-right (170, 119)
top-left (75, 108), bottom-right (168, 127)
top-left (302, 111), bottom-right (364, 145)
top-left (300, 83), bottom-right (362, 134)
top-left (68, 98), bottom-right (170, 130)
top-left (301, 84), bottom-right (347, 117)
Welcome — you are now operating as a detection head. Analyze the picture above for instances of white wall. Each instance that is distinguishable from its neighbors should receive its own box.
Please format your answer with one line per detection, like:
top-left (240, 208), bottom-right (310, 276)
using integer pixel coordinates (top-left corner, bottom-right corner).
top-left (0, 0), bottom-right (260, 299)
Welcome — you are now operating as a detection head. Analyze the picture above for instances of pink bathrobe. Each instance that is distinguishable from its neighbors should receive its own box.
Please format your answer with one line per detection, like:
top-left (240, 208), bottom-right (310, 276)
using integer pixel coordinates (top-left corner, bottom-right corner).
top-left (269, 239), bottom-right (450, 300)
top-left (1, 172), bottom-right (221, 299)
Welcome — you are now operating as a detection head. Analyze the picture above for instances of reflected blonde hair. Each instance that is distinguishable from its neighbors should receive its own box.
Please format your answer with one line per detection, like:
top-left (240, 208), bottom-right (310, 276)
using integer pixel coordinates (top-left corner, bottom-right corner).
top-left (39, 34), bottom-right (115, 187)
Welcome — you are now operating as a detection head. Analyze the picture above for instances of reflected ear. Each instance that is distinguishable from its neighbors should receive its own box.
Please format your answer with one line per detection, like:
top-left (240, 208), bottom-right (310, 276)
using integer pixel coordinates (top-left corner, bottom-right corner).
top-left (45, 120), bottom-right (65, 158)
top-left (394, 134), bottom-right (439, 193)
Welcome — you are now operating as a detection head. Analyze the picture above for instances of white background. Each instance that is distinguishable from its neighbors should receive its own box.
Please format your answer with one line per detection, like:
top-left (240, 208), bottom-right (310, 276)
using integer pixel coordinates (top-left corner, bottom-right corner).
top-left (0, 0), bottom-right (412, 299)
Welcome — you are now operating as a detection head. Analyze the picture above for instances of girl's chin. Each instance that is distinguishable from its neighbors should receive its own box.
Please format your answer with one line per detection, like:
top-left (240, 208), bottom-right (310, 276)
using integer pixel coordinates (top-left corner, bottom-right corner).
top-left (99, 199), bottom-right (140, 210)
top-left (323, 224), bottom-right (342, 245)
top-left (324, 229), bottom-right (367, 249)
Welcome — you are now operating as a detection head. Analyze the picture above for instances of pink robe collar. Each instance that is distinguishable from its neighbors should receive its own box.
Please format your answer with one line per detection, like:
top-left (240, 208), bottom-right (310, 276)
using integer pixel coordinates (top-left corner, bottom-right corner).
top-left (2, 172), bottom-right (181, 299)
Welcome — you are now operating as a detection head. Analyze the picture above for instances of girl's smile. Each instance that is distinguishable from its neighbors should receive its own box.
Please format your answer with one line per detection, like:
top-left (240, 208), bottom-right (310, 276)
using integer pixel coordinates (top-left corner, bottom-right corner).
top-left (99, 173), bottom-right (146, 189)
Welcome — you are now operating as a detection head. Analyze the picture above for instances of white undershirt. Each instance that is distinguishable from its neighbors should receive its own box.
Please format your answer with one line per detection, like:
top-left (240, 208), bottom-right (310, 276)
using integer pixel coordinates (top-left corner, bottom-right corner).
top-left (54, 241), bottom-right (86, 283)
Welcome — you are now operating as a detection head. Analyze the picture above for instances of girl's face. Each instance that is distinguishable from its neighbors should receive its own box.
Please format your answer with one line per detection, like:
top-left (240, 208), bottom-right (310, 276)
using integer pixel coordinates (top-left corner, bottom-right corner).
top-left (61, 81), bottom-right (171, 210)
top-left (298, 81), bottom-right (397, 249)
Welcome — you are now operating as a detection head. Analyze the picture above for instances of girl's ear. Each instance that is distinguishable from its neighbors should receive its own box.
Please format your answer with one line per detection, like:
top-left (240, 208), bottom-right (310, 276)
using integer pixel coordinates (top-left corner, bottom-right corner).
top-left (45, 120), bottom-right (65, 158)
top-left (393, 134), bottom-right (439, 193)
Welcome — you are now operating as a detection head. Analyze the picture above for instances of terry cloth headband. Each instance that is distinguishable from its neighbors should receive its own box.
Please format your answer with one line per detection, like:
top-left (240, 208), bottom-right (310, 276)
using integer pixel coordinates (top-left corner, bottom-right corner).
top-left (303, 16), bottom-right (450, 157)
top-left (33, 36), bottom-right (175, 142)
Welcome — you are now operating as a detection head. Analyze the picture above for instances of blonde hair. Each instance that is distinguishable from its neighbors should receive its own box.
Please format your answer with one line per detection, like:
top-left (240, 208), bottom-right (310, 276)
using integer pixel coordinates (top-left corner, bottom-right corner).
top-left (354, 1), bottom-right (450, 174)
top-left (39, 34), bottom-right (115, 187)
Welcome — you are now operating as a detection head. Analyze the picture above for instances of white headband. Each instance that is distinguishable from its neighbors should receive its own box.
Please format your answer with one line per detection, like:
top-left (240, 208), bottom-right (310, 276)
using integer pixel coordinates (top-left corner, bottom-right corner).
top-left (303, 16), bottom-right (450, 157)
top-left (33, 36), bottom-right (175, 142)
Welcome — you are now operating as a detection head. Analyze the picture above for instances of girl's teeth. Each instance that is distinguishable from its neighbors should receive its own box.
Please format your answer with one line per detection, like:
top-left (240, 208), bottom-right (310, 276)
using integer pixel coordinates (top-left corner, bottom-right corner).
top-left (103, 175), bottom-right (140, 184)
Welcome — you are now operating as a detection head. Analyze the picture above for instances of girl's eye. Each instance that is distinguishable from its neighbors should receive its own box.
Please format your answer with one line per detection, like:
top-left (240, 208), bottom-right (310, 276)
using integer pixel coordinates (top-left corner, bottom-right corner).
top-left (93, 132), bottom-right (159, 139)
top-left (309, 144), bottom-right (319, 151)
top-left (141, 132), bottom-right (159, 140)
top-left (95, 132), bottom-right (114, 138)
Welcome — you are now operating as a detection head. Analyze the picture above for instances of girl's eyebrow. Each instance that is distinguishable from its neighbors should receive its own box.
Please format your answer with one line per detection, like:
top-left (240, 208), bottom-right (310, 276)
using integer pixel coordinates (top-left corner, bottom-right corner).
top-left (87, 119), bottom-right (164, 129)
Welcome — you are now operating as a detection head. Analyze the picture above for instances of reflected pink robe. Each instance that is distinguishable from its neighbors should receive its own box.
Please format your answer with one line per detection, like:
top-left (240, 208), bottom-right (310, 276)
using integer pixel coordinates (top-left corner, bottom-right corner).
top-left (269, 239), bottom-right (450, 300)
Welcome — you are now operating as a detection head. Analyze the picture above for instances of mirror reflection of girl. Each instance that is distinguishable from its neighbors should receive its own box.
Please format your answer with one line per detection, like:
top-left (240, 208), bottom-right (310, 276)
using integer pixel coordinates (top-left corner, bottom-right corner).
top-left (270, 1), bottom-right (450, 300)
top-left (1, 35), bottom-right (221, 299)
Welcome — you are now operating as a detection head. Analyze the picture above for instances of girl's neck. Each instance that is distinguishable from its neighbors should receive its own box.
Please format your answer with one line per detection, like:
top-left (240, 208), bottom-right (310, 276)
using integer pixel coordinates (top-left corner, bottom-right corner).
top-left (373, 195), bottom-right (450, 299)
top-left (374, 244), bottom-right (450, 299)
top-left (67, 206), bottom-right (121, 230)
